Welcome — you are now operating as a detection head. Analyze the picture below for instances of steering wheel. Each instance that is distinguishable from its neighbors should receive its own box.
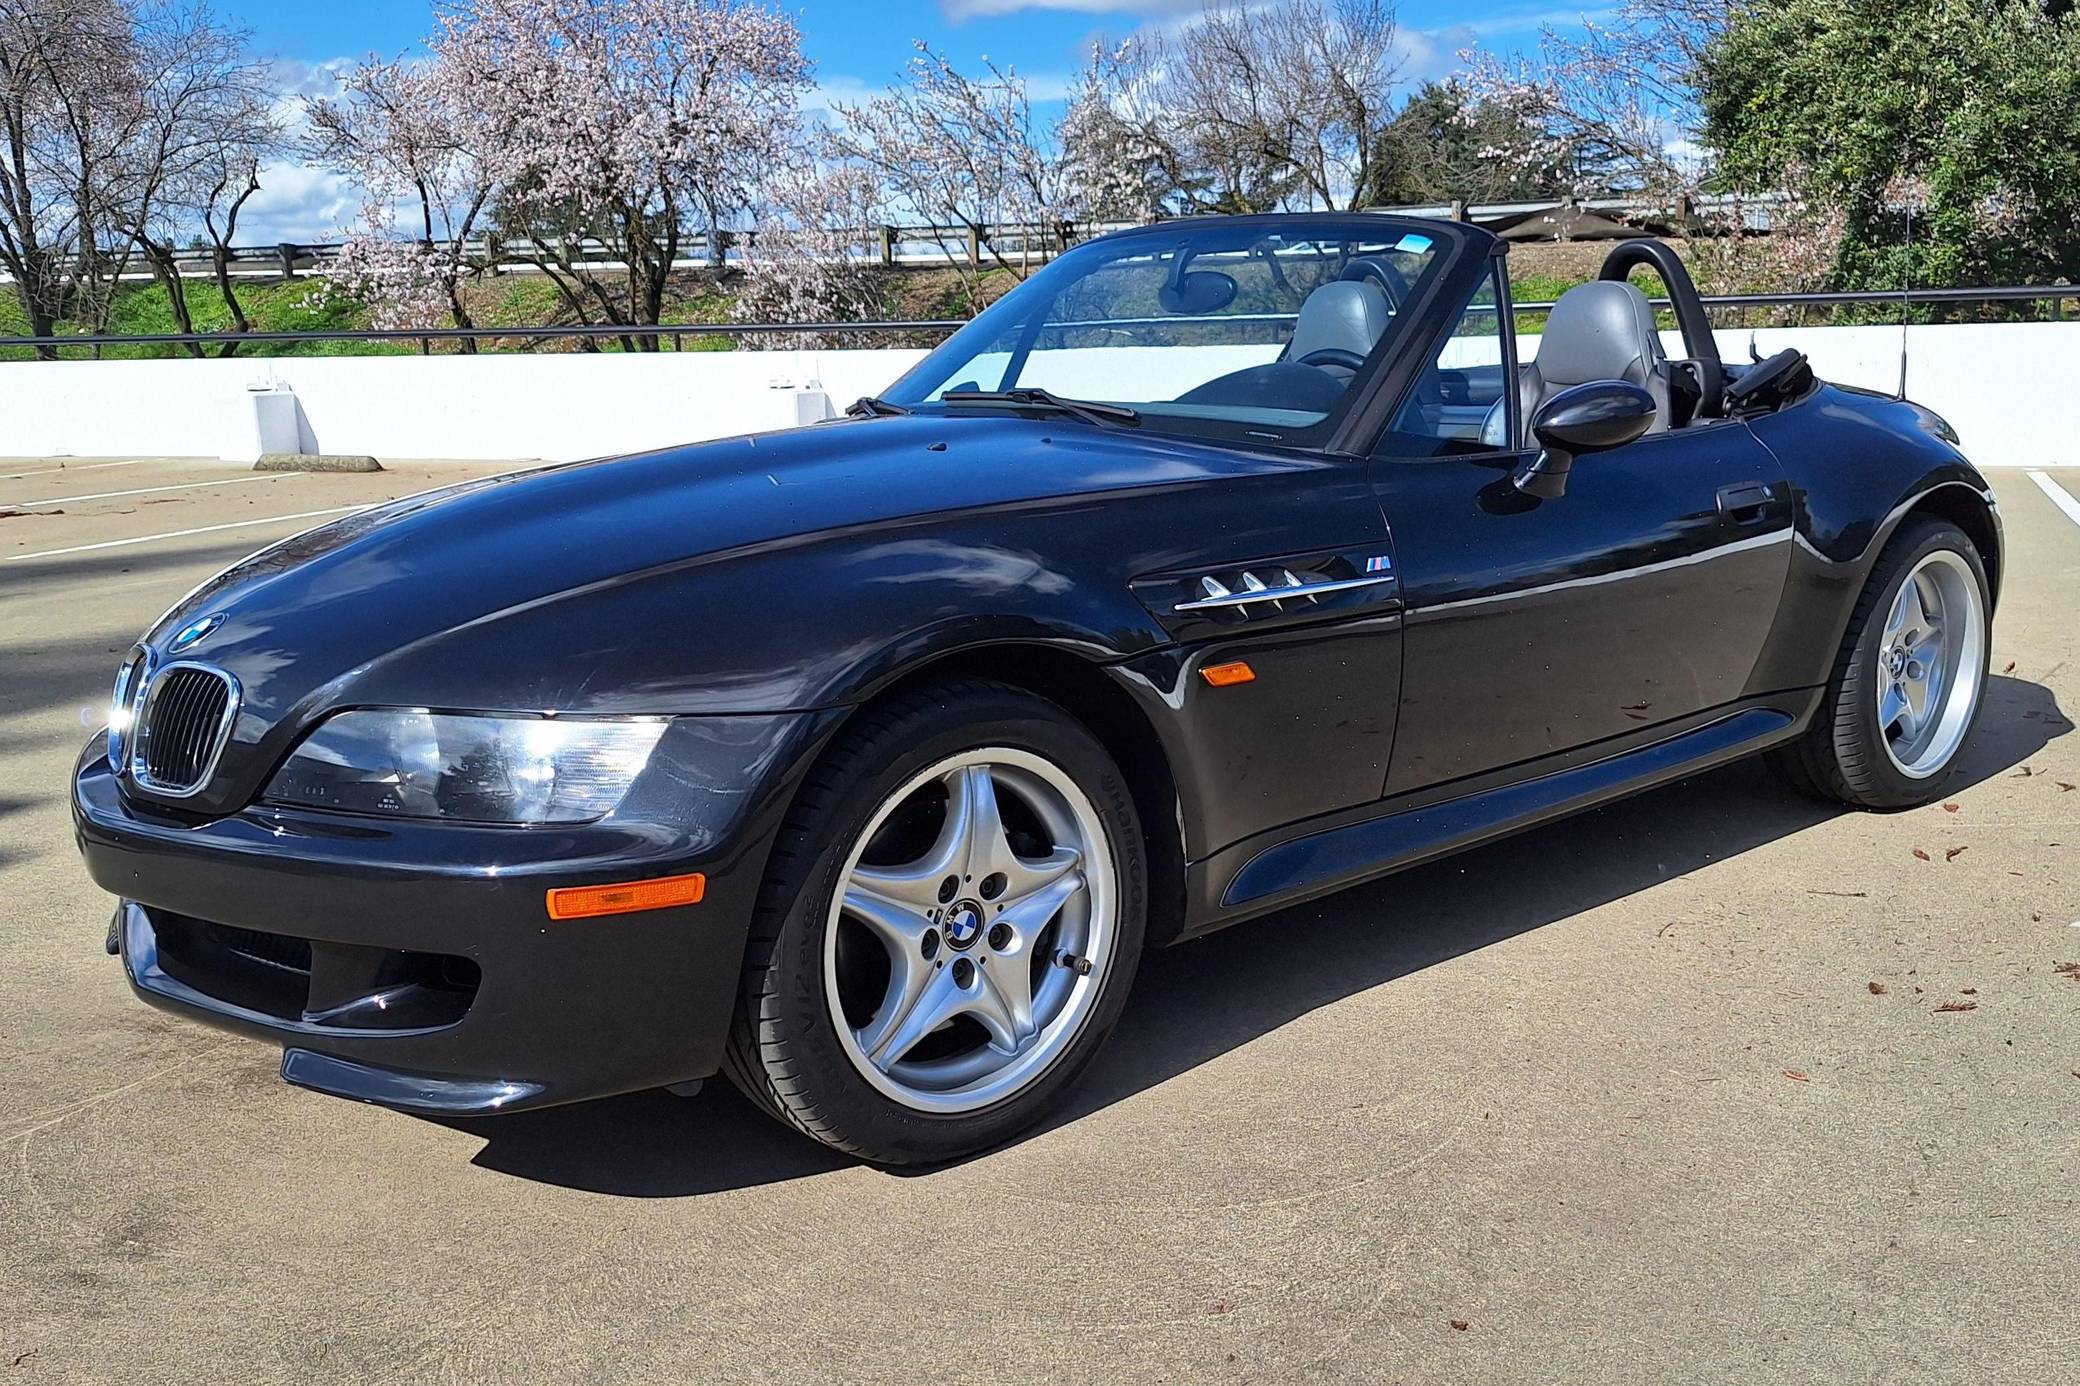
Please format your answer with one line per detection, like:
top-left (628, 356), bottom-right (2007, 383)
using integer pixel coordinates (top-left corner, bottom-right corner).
top-left (1298, 347), bottom-right (1368, 372)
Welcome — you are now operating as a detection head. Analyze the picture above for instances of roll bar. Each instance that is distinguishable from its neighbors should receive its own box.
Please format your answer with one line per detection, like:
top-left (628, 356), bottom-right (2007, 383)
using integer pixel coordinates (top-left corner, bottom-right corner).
top-left (1598, 239), bottom-right (1725, 418)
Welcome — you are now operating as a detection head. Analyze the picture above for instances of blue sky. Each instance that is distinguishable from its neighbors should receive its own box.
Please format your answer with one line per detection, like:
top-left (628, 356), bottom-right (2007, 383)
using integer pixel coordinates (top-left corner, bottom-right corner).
top-left (226, 1), bottom-right (1605, 243)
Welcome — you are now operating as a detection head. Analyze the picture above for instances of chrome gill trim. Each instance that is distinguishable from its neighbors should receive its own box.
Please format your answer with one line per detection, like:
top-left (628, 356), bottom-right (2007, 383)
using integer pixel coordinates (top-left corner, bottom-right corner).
top-left (1173, 573), bottom-right (1397, 614)
top-left (130, 660), bottom-right (241, 799)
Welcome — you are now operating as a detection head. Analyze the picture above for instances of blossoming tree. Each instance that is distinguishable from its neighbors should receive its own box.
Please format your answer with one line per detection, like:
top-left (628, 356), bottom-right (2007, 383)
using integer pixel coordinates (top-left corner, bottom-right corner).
top-left (434, 0), bottom-right (811, 348)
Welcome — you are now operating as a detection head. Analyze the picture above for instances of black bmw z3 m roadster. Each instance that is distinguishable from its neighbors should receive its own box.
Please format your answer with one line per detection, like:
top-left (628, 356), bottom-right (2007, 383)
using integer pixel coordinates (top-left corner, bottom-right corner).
top-left (74, 214), bottom-right (1999, 1163)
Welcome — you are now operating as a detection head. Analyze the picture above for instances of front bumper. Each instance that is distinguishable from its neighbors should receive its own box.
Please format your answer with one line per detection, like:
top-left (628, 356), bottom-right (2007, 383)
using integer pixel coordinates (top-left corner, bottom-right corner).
top-left (72, 713), bottom-right (837, 1113)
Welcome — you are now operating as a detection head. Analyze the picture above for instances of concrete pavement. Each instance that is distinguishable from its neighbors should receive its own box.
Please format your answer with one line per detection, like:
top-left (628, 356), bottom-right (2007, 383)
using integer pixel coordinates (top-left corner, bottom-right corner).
top-left (1, 458), bottom-right (2075, 1383)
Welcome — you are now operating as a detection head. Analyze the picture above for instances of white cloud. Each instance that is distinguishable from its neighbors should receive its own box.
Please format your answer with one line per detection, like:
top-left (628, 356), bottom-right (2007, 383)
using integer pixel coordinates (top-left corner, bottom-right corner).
top-left (1459, 5), bottom-right (1618, 38)
top-left (237, 160), bottom-right (362, 246)
top-left (943, 0), bottom-right (1199, 19)
top-left (225, 58), bottom-right (363, 245)
top-left (811, 66), bottom-right (1077, 118)
top-left (806, 72), bottom-right (891, 115)
top-left (951, 0), bottom-right (1614, 40)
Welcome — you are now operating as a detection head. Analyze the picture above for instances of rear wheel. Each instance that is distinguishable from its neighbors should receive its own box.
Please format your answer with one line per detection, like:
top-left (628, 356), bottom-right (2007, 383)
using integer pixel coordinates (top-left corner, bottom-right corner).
top-left (1770, 519), bottom-right (1989, 808)
top-left (723, 679), bottom-right (1146, 1164)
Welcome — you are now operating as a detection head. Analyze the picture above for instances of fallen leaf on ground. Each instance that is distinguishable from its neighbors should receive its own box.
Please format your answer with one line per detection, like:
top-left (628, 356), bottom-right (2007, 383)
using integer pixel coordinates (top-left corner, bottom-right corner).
top-left (1449, 1320), bottom-right (1470, 1332)
top-left (1945, 846), bottom-right (1968, 861)
top-left (1934, 1001), bottom-right (1978, 1013)
top-left (1942, 802), bottom-right (1960, 813)
top-left (1960, 987), bottom-right (1977, 995)
top-left (2059, 783), bottom-right (2076, 793)
top-left (1782, 1069), bottom-right (1809, 1081)
top-left (1868, 981), bottom-right (1888, 995)
top-left (2004, 660), bottom-right (2017, 674)
top-left (1912, 848), bottom-right (1931, 861)
top-left (1207, 1299), bottom-right (1234, 1316)
top-left (2014, 766), bottom-right (2035, 778)
top-left (2055, 961), bottom-right (2080, 981)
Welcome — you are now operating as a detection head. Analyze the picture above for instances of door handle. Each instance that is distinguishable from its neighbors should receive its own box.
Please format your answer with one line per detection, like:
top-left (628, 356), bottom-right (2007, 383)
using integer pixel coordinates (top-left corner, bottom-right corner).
top-left (1716, 482), bottom-right (1777, 521)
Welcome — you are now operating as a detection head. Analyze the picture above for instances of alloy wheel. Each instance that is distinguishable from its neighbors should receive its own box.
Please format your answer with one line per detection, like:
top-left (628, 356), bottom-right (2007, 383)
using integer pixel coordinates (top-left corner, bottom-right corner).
top-left (822, 748), bottom-right (1117, 1114)
top-left (1875, 549), bottom-right (1987, 779)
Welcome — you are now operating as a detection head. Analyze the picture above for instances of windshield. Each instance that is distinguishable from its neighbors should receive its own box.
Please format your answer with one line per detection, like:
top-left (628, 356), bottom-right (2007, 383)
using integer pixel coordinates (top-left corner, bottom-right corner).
top-left (882, 218), bottom-right (1458, 445)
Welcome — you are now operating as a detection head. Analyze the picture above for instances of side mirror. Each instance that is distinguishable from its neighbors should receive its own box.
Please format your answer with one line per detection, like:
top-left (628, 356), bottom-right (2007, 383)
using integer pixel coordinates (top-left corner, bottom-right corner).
top-left (1514, 380), bottom-right (1658, 499)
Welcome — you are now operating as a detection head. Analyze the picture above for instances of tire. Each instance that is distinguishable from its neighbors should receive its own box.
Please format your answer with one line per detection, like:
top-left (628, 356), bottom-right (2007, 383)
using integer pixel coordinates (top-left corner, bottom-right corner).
top-left (722, 678), bottom-right (1148, 1164)
top-left (1769, 518), bottom-right (1990, 809)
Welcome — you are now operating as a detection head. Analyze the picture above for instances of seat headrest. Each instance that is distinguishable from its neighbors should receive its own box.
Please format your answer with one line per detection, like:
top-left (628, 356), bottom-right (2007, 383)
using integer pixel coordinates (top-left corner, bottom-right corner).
top-left (1537, 281), bottom-right (1665, 387)
top-left (1289, 281), bottom-right (1392, 366)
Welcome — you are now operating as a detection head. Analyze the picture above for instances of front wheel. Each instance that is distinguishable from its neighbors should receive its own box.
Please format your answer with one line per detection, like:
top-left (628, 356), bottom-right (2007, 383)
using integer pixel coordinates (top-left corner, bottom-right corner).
top-left (1770, 518), bottom-right (1990, 808)
top-left (723, 679), bottom-right (1146, 1164)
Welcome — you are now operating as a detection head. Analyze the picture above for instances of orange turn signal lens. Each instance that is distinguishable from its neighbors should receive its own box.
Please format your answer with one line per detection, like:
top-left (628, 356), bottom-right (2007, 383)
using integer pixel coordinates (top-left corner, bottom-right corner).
top-left (546, 872), bottom-right (706, 920)
top-left (1199, 660), bottom-right (1257, 688)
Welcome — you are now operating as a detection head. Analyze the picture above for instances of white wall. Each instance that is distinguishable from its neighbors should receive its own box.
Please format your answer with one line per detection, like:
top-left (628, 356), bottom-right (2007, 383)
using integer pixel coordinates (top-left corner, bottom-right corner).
top-left (0, 323), bottom-right (2065, 466)
top-left (1704, 322), bottom-right (2069, 467)
top-left (0, 349), bottom-right (929, 463)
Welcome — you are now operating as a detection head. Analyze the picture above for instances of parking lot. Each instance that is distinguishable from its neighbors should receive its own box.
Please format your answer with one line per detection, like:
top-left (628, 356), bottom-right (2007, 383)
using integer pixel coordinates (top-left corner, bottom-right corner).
top-left (2, 454), bottom-right (2075, 1383)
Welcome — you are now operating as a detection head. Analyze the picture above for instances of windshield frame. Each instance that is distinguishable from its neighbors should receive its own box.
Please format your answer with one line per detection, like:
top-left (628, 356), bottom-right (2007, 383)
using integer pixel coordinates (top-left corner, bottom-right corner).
top-left (880, 213), bottom-right (1491, 453)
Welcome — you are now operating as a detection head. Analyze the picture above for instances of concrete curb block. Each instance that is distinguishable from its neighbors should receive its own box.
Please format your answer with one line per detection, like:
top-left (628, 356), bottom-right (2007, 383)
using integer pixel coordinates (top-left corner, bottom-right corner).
top-left (255, 454), bottom-right (384, 473)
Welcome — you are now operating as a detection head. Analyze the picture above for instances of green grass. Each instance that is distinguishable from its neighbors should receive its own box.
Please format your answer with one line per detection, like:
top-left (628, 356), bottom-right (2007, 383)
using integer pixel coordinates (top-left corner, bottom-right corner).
top-left (5, 263), bottom-right (1708, 361)
top-left (0, 277), bottom-right (410, 360)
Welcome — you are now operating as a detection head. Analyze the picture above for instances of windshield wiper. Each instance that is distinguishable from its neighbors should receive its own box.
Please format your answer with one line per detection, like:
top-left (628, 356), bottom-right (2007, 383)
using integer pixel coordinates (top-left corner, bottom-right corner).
top-left (845, 395), bottom-right (911, 417)
top-left (940, 387), bottom-right (1139, 428)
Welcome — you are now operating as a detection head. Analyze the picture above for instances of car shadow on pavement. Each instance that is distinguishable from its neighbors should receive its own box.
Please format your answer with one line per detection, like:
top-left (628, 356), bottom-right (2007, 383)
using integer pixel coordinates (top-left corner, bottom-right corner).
top-left (435, 677), bottom-right (2068, 1196)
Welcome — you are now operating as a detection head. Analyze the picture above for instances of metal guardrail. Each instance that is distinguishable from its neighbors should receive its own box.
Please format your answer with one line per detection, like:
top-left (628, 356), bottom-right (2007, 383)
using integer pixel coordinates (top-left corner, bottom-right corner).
top-left (2, 284), bottom-right (2075, 354)
top-left (3, 194), bottom-right (1795, 286)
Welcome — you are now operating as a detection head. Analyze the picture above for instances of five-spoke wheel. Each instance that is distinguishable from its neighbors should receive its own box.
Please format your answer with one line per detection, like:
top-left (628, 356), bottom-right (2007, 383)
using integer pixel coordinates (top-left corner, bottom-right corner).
top-left (826, 751), bottom-right (1117, 1113)
top-left (1873, 549), bottom-right (1986, 779)
top-left (1771, 517), bottom-right (1990, 808)
top-left (724, 680), bottom-right (1146, 1164)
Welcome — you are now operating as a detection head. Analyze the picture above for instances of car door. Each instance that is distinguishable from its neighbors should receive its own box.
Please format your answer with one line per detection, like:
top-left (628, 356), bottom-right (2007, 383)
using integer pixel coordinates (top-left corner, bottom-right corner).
top-left (1368, 266), bottom-right (1793, 796)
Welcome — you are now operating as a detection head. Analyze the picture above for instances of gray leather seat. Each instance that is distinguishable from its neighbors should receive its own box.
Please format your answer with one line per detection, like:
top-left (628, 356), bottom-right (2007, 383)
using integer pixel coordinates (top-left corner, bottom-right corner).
top-left (1288, 281), bottom-right (1392, 377)
top-left (1482, 280), bottom-right (1673, 447)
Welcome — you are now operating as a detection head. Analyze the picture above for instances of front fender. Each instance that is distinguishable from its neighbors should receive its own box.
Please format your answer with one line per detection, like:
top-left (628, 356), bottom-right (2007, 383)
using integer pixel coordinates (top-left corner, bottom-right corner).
top-left (341, 518), bottom-right (1171, 719)
top-left (1743, 386), bottom-right (2000, 694)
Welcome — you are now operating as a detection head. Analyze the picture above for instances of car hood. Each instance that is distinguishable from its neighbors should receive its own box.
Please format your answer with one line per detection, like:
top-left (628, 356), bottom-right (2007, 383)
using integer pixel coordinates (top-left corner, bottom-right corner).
top-left (138, 413), bottom-right (1265, 730)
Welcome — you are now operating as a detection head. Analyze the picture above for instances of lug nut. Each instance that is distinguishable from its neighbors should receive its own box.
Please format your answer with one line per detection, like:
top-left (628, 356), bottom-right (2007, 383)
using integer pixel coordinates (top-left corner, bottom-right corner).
top-left (921, 929), bottom-right (940, 960)
top-left (938, 876), bottom-right (959, 904)
top-left (952, 957), bottom-right (976, 988)
top-left (979, 872), bottom-right (1006, 900)
top-left (987, 922), bottom-right (1013, 951)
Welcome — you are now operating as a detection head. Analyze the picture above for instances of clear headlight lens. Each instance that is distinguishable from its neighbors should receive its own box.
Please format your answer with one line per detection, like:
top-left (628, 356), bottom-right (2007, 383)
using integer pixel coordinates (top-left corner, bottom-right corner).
top-left (108, 649), bottom-right (148, 770)
top-left (263, 710), bottom-right (669, 823)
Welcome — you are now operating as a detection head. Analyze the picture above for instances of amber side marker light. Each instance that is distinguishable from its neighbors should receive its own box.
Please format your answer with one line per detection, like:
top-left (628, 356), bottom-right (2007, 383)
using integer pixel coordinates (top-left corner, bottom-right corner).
top-left (1200, 660), bottom-right (1257, 688)
top-left (546, 872), bottom-right (706, 920)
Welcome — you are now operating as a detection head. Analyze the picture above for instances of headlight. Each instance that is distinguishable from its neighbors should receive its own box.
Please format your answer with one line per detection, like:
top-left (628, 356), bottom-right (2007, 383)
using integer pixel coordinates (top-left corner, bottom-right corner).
top-left (108, 648), bottom-right (149, 770)
top-left (263, 711), bottom-right (669, 823)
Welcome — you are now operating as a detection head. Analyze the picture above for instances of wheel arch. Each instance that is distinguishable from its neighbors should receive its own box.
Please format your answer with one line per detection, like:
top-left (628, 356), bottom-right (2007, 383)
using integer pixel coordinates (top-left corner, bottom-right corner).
top-left (817, 641), bottom-right (1191, 948)
top-left (1890, 481), bottom-right (2002, 613)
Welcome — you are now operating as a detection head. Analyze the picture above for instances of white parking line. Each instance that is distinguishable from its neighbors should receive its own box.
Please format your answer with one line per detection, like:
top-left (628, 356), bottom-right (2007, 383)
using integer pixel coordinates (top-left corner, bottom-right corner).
top-left (4, 504), bottom-right (369, 563)
top-left (2026, 470), bottom-right (2080, 530)
top-left (0, 474), bottom-right (281, 510)
top-left (0, 458), bottom-right (159, 481)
